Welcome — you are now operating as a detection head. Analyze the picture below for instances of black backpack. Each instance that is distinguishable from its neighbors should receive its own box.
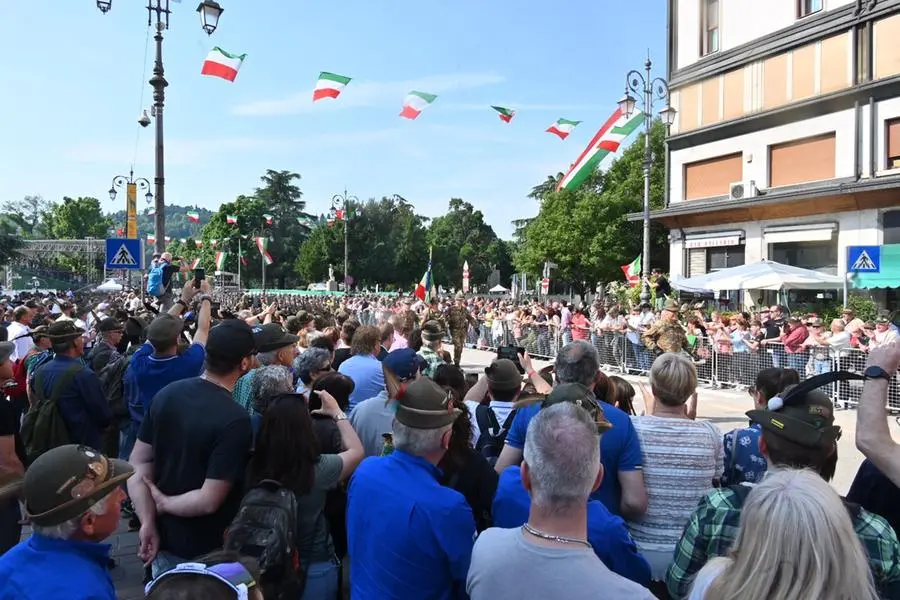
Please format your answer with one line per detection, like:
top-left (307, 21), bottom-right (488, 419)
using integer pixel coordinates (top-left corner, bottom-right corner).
top-left (475, 405), bottom-right (517, 466)
top-left (97, 356), bottom-right (131, 429)
top-left (224, 480), bottom-right (305, 599)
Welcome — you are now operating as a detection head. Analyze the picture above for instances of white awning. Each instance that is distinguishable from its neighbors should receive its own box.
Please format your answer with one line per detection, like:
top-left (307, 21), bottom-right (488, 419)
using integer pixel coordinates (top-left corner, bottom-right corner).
top-left (764, 223), bottom-right (836, 244)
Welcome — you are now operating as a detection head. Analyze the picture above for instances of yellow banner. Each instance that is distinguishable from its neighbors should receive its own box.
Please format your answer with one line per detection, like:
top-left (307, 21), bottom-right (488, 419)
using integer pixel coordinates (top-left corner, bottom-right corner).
top-left (126, 183), bottom-right (138, 239)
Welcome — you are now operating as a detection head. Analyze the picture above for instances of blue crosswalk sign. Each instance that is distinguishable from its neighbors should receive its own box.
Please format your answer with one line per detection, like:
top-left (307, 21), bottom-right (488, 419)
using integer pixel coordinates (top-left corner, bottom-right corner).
top-left (847, 245), bottom-right (880, 273)
top-left (105, 238), bottom-right (144, 270)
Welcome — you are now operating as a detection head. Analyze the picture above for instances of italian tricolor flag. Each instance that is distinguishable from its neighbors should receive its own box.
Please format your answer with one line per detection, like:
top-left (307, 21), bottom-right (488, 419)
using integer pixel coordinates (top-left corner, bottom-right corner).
top-left (187, 210), bottom-right (200, 223)
top-left (147, 208), bottom-right (156, 216)
top-left (546, 118), bottom-right (581, 140)
top-left (189, 257), bottom-right (201, 270)
top-left (621, 256), bottom-right (641, 287)
top-left (400, 91), bottom-right (437, 120)
top-left (263, 213), bottom-right (274, 225)
top-left (256, 237), bottom-right (274, 265)
top-left (194, 240), bottom-right (204, 248)
top-left (558, 108), bottom-right (646, 191)
top-left (147, 234), bottom-right (156, 245)
top-left (313, 72), bottom-right (351, 101)
top-left (201, 47), bottom-right (246, 82)
top-left (491, 106), bottom-right (516, 123)
top-left (226, 215), bottom-right (238, 225)
top-left (215, 251), bottom-right (228, 270)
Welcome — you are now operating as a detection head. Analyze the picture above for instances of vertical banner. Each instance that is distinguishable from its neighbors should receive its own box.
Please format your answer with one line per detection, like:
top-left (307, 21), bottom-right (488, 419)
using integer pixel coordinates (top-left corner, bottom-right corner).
top-left (462, 260), bottom-right (470, 293)
top-left (126, 183), bottom-right (138, 239)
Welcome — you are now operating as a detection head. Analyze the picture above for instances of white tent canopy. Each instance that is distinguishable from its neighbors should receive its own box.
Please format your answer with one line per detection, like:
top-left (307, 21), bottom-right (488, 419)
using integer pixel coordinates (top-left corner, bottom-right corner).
top-left (489, 284), bottom-right (509, 293)
top-left (672, 259), bottom-right (844, 291)
top-left (95, 279), bottom-right (123, 293)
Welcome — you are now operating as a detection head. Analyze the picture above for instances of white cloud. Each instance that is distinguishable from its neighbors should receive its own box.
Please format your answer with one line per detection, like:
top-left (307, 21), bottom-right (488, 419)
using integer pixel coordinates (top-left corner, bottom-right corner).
top-left (232, 72), bottom-right (506, 116)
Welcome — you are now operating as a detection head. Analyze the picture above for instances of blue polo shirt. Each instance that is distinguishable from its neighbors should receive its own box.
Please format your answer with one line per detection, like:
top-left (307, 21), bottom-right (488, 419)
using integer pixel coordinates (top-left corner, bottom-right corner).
top-left (505, 400), bottom-right (642, 516)
top-left (347, 450), bottom-right (475, 599)
top-left (339, 354), bottom-right (385, 411)
top-left (493, 466), bottom-right (651, 587)
top-left (0, 534), bottom-right (115, 599)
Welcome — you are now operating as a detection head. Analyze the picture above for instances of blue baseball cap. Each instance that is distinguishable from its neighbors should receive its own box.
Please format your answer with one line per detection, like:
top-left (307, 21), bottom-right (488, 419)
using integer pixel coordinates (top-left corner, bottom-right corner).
top-left (383, 348), bottom-right (425, 381)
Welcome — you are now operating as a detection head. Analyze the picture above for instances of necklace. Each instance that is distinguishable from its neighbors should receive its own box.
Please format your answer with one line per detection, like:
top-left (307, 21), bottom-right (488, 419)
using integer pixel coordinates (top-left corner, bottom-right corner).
top-left (521, 523), bottom-right (592, 549)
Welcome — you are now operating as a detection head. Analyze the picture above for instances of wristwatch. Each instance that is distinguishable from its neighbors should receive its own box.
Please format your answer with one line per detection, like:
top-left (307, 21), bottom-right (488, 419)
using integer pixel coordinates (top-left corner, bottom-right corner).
top-left (333, 411), bottom-right (348, 422)
top-left (864, 365), bottom-right (892, 381)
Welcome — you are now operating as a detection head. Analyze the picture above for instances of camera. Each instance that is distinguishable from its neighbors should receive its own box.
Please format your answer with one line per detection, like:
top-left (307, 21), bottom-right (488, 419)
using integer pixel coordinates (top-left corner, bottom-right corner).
top-left (138, 110), bottom-right (151, 128)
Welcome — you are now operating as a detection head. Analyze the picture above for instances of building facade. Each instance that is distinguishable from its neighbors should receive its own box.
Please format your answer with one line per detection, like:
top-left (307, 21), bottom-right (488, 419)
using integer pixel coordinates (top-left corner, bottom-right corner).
top-left (656, 0), bottom-right (900, 303)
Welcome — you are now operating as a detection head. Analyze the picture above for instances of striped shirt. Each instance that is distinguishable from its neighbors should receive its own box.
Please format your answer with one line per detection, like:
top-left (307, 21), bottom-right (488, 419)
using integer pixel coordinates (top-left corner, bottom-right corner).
top-left (628, 416), bottom-right (724, 553)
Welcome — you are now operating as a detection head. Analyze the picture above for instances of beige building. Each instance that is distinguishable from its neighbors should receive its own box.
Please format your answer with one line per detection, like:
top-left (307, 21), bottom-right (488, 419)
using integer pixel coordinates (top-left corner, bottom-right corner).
top-left (653, 0), bottom-right (900, 303)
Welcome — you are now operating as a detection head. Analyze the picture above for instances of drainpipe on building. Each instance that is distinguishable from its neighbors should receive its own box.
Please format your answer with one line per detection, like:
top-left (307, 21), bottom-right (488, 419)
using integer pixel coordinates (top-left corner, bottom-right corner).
top-left (870, 96), bottom-right (877, 179)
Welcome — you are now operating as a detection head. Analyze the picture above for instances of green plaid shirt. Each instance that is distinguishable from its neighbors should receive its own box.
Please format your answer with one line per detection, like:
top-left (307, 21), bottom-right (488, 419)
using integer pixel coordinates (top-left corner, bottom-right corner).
top-left (666, 485), bottom-right (900, 599)
top-left (232, 368), bottom-right (257, 412)
top-left (417, 347), bottom-right (445, 378)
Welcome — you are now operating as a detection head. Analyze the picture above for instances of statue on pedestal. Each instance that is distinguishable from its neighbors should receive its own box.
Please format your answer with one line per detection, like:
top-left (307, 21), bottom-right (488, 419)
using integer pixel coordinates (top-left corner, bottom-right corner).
top-left (328, 264), bottom-right (335, 281)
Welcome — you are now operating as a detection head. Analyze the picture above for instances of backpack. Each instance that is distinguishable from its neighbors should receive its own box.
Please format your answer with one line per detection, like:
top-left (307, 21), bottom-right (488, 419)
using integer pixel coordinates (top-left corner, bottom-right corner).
top-left (146, 264), bottom-right (166, 297)
top-left (475, 404), bottom-right (517, 466)
top-left (97, 356), bottom-right (131, 429)
top-left (224, 480), bottom-right (305, 599)
top-left (21, 363), bottom-right (83, 465)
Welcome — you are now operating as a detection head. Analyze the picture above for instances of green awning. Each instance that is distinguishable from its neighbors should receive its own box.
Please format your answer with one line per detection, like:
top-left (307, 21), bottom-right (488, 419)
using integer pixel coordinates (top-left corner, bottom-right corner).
top-left (851, 244), bottom-right (900, 289)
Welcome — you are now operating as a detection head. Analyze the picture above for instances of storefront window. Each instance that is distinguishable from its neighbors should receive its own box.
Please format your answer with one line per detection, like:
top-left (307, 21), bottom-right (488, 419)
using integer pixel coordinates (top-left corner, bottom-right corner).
top-left (770, 241), bottom-right (838, 275)
top-left (884, 210), bottom-right (900, 244)
top-left (707, 246), bottom-right (746, 272)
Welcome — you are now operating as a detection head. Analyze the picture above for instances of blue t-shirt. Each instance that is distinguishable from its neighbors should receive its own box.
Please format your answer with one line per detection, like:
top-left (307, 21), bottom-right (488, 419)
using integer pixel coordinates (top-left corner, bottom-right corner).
top-left (493, 466), bottom-right (651, 587)
top-left (505, 400), bottom-right (642, 516)
top-left (338, 354), bottom-right (385, 411)
top-left (125, 342), bottom-right (206, 423)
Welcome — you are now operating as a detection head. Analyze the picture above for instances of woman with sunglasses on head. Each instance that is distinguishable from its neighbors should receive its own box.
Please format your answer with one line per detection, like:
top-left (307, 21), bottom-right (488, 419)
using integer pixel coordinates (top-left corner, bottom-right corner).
top-left (247, 389), bottom-right (364, 600)
top-left (145, 550), bottom-right (263, 600)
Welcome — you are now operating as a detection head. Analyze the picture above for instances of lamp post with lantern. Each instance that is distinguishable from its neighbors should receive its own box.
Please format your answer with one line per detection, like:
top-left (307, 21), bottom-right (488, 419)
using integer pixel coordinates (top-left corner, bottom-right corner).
top-left (618, 58), bottom-right (676, 304)
top-left (331, 190), bottom-right (358, 291)
top-left (95, 0), bottom-right (224, 255)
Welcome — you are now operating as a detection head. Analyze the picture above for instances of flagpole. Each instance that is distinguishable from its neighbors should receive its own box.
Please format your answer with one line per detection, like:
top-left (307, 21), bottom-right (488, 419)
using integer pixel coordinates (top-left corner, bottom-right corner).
top-left (237, 237), bottom-right (242, 290)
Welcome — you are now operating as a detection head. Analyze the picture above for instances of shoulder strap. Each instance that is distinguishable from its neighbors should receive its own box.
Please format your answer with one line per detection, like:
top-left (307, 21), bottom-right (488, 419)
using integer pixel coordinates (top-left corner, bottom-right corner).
top-left (500, 408), bottom-right (517, 432)
top-left (49, 364), bottom-right (85, 404)
top-left (476, 404), bottom-right (501, 438)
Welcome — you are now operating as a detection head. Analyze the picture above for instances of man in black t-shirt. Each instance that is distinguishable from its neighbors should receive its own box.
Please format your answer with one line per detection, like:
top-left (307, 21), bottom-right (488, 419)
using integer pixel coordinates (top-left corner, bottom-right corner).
top-left (128, 317), bottom-right (256, 576)
top-left (0, 342), bottom-right (25, 555)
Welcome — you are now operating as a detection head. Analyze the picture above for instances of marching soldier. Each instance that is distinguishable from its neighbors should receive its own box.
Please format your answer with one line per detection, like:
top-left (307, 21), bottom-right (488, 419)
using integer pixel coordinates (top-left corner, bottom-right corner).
top-left (643, 298), bottom-right (690, 356)
top-left (446, 292), bottom-right (476, 366)
top-left (423, 298), bottom-right (446, 331)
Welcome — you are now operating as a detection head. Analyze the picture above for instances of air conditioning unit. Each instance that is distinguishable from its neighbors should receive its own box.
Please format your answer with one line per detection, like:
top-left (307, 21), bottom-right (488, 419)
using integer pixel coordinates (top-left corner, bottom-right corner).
top-left (729, 180), bottom-right (758, 201)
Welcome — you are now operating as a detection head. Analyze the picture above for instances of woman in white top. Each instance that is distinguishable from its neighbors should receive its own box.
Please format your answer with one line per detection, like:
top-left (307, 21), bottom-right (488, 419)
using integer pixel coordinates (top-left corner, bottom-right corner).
top-left (690, 468), bottom-right (879, 600)
top-left (629, 353), bottom-right (724, 585)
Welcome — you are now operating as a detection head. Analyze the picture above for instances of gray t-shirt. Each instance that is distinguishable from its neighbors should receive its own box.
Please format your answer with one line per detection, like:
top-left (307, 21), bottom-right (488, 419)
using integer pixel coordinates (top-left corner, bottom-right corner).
top-left (466, 527), bottom-right (656, 600)
top-left (349, 390), bottom-right (394, 458)
top-left (295, 454), bottom-right (343, 563)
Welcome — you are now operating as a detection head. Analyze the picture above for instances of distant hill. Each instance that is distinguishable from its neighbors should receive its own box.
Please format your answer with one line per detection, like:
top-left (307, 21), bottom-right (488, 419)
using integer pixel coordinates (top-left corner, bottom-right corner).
top-left (107, 205), bottom-right (215, 240)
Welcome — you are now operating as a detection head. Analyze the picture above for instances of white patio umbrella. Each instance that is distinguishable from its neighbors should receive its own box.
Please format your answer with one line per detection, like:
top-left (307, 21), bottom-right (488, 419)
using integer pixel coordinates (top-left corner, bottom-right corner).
top-left (489, 284), bottom-right (509, 293)
top-left (95, 279), bottom-right (123, 293)
top-left (672, 259), bottom-right (843, 291)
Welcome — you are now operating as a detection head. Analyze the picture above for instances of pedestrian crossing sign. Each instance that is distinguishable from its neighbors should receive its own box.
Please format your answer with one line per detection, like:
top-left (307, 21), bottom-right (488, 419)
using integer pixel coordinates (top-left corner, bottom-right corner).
top-left (105, 238), bottom-right (144, 270)
top-left (847, 245), bottom-right (880, 273)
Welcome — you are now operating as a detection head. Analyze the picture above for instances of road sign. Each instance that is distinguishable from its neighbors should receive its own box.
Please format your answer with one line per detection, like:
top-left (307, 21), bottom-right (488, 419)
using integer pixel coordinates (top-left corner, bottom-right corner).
top-left (848, 245), bottom-right (880, 273)
top-left (541, 277), bottom-right (550, 295)
top-left (105, 238), bottom-right (143, 270)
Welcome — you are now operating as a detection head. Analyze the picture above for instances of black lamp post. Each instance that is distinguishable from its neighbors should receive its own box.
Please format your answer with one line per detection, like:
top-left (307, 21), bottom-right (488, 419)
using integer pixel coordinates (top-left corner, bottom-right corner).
top-left (331, 190), bottom-right (358, 290)
top-left (96, 0), bottom-right (224, 255)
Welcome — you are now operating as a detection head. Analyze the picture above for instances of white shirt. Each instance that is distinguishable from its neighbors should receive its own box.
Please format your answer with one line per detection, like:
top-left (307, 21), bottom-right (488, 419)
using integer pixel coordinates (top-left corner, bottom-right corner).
top-left (6, 321), bottom-right (30, 361)
top-left (465, 399), bottom-right (516, 447)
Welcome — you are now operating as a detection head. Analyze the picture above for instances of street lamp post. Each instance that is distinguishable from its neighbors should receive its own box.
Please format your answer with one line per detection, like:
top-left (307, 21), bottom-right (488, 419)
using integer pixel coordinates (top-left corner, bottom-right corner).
top-left (619, 58), bottom-right (677, 304)
top-left (96, 0), bottom-right (225, 255)
top-left (109, 170), bottom-right (153, 229)
top-left (331, 189), bottom-right (358, 291)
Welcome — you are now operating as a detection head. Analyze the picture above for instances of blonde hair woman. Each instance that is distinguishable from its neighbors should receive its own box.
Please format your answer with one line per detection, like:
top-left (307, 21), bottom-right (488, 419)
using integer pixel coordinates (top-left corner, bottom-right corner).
top-left (630, 353), bottom-right (723, 590)
top-left (690, 468), bottom-right (880, 600)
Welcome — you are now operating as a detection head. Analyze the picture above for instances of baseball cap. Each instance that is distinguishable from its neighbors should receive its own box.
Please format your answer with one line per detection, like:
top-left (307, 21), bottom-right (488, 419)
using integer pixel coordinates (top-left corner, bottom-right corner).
top-left (542, 383), bottom-right (612, 433)
top-left (383, 348), bottom-right (425, 381)
top-left (146, 314), bottom-right (184, 348)
top-left (485, 359), bottom-right (523, 389)
top-left (207, 319), bottom-right (257, 362)
top-left (251, 323), bottom-right (299, 353)
top-left (747, 381), bottom-right (841, 450)
top-left (394, 378), bottom-right (460, 430)
top-left (24, 445), bottom-right (133, 527)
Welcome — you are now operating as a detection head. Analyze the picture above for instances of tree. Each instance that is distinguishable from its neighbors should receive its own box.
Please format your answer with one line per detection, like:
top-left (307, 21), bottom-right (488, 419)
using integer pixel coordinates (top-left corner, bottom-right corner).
top-left (42, 197), bottom-right (112, 239)
top-left (426, 198), bottom-right (510, 291)
top-left (528, 173), bottom-right (563, 203)
top-left (254, 170), bottom-right (312, 289)
top-left (515, 120), bottom-right (670, 298)
top-left (2, 195), bottom-right (49, 237)
top-left (0, 222), bottom-right (23, 269)
top-left (198, 195), bottom-right (269, 286)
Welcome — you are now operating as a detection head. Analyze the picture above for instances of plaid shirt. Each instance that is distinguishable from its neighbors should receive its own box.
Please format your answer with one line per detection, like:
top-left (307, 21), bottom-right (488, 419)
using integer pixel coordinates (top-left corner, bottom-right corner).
top-left (666, 485), bottom-right (900, 599)
top-left (417, 346), bottom-right (445, 378)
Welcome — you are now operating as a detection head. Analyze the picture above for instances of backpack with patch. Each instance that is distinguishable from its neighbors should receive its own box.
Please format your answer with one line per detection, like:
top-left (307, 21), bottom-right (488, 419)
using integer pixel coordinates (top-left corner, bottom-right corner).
top-left (97, 356), bottom-right (131, 429)
top-left (146, 264), bottom-right (166, 298)
top-left (224, 479), bottom-right (305, 599)
top-left (21, 363), bottom-right (83, 465)
top-left (475, 404), bottom-right (517, 466)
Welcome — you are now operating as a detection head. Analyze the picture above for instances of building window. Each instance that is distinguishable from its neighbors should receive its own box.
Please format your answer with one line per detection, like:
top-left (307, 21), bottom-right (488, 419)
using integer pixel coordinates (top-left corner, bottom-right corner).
top-left (701, 0), bottom-right (719, 56)
top-left (887, 119), bottom-right (900, 170)
top-left (884, 210), bottom-right (900, 243)
top-left (768, 133), bottom-right (836, 188)
top-left (856, 23), bottom-right (871, 84)
top-left (683, 153), bottom-right (743, 200)
top-left (798, 0), bottom-right (823, 18)
top-left (770, 241), bottom-right (838, 275)
top-left (707, 246), bottom-right (746, 272)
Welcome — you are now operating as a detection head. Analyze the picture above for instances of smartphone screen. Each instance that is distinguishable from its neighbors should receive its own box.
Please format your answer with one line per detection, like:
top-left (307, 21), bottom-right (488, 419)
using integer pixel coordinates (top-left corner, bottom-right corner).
top-left (193, 268), bottom-right (205, 285)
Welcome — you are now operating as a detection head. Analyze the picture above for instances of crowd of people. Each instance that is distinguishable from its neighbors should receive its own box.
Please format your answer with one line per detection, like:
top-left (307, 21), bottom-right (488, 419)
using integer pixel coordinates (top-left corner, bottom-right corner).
top-left (0, 271), bottom-right (898, 599)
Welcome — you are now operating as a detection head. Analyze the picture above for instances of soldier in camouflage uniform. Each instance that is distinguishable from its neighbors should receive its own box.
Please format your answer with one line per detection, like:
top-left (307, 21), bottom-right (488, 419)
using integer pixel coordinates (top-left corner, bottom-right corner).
top-left (446, 292), bottom-right (476, 366)
top-left (423, 298), bottom-right (446, 331)
top-left (643, 298), bottom-right (690, 356)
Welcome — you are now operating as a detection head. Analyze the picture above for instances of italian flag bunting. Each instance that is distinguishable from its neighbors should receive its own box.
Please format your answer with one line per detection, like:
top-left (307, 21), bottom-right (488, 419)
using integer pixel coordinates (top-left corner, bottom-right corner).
top-left (313, 72), bottom-right (352, 101)
top-left (215, 251), bottom-right (228, 270)
top-left (194, 240), bottom-right (204, 248)
top-left (226, 215), bottom-right (238, 225)
top-left (179, 238), bottom-right (187, 244)
top-left (201, 47), bottom-right (246, 82)
top-left (558, 108), bottom-right (646, 191)
top-left (147, 234), bottom-right (156, 245)
top-left (256, 237), bottom-right (274, 265)
top-left (210, 239), bottom-right (218, 247)
top-left (491, 106), bottom-right (516, 123)
top-left (546, 118), bottom-right (581, 140)
top-left (187, 210), bottom-right (200, 223)
top-left (263, 213), bottom-right (274, 225)
top-left (239, 251), bottom-right (248, 266)
top-left (335, 209), bottom-right (346, 221)
top-left (189, 258), bottom-right (201, 270)
top-left (621, 256), bottom-right (641, 287)
top-left (147, 208), bottom-right (156, 216)
top-left (400, 91), bottom-right (437, 120)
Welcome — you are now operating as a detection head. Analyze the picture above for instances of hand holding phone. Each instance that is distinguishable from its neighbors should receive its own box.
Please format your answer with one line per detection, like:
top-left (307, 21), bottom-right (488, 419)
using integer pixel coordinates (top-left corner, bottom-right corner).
top-left (193, 268), bottom-right (205, 286)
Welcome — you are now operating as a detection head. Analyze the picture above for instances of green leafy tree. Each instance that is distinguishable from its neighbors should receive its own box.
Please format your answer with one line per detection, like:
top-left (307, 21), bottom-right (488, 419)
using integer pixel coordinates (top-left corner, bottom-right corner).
top-left (1, 195), bottom-right (49, 238)
top-left (254, 169), bottom-right (313, 289)
top-left (295, 222), bottom-right (344, 284)
top-left (42, 197), bottom-right (112, 239)
top-left (198, 195), bottom-right (269, 286)
top-left (515, 120), bottom-right (669, 298)
top-left (0, 222), bottom-right (23, 268)
top-left (109, 204), bottom-right (212, 241)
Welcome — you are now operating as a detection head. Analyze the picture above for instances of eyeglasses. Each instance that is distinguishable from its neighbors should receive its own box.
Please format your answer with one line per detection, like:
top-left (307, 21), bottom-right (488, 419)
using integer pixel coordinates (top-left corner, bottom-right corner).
top-left (145, 561), bottom-right (257, 599)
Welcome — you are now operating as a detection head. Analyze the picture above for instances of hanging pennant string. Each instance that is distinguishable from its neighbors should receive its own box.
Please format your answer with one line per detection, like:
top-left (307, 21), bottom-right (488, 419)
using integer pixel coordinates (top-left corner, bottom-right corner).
top-left (131, 23), bottom-right (153, 171)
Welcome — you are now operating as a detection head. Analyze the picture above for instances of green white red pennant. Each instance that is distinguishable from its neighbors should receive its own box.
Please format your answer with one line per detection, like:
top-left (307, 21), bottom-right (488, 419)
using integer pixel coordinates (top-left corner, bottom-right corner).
top-left (557, 108), bottom-right (645, 191)
top-left (263, 213), bottom-right (274, 225)
top-left (215, 251), bottom-right (228, 270)
top-left (546, 118), bottom-right (581, 140)
top-left (187, 210), bottom-right (200, 223)
top-left (491, 106), bottom-right (516, 123)
top-left (226, 215), bottom-right (238, 225)
top-left (201, 47), bottom-right (246, 82)
top-left (256, 237), bottom-right (274, 265)
top-left (313, 72), bottom-right (351, 101)
top-left (400, 91), bottom-right (437, 120)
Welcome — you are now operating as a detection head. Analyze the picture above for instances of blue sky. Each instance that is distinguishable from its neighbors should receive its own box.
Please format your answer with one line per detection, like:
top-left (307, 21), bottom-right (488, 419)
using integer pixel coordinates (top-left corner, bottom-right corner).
top-left (0, 1), bottom-right (666, 239)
